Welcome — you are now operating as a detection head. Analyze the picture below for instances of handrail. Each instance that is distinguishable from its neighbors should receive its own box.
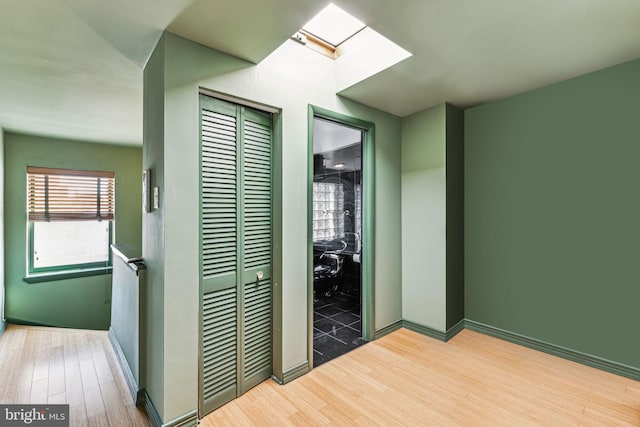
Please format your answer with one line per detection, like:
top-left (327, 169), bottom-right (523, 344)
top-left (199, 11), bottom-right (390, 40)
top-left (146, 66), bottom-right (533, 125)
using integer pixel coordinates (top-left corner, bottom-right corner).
top-left (111, 244), bottom-right (146, 274)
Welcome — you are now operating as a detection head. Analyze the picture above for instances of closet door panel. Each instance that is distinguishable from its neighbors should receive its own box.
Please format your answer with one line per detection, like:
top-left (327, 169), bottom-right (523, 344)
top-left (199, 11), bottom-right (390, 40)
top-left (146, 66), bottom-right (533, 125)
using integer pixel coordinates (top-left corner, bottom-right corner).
top-left (200, 98), bottom-right (239, 413)
top-left (241, 110), bottom-right (272, 391)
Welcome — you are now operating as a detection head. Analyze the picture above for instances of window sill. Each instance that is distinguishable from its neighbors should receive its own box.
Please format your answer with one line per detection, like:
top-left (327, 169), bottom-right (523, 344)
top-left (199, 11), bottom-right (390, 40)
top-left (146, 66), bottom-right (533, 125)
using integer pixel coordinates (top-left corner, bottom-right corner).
top-left (23, 266), bottom-right (113, 284)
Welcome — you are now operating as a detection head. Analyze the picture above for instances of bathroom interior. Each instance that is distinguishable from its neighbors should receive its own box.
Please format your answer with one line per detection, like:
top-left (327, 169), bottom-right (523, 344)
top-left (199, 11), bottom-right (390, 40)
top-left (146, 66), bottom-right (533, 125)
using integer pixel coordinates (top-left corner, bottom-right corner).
top-left (312, 117), bottom-right (366, 366)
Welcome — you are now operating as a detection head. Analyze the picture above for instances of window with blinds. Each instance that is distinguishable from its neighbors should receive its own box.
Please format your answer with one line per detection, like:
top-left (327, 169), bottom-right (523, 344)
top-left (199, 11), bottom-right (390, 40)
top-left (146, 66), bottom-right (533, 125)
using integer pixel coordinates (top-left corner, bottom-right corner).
top-left (26, 167), bottom-right (115, 274)
top-left (27, 167), bottom-right (114, 222)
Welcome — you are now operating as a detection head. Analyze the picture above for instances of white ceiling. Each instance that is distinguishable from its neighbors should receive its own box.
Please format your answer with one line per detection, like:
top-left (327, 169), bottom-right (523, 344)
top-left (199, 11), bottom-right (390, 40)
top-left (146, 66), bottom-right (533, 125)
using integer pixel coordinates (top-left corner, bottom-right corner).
top-left (1, 0), bottom-right (639, 145)
top-left (314, 118), bottom-right (362, 155)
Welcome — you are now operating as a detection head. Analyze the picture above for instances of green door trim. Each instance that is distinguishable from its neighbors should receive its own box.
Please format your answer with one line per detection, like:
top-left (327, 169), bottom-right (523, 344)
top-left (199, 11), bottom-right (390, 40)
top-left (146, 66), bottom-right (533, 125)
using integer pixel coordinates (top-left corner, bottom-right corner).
top-left (307, 104), bottom-right (376, 370)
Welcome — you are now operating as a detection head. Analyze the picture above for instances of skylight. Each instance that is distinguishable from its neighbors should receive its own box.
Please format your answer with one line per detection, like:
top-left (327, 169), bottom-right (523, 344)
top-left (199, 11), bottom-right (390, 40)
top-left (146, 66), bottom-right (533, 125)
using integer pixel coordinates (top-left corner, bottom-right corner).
top-left (302, 4), bottom-right (366, 47)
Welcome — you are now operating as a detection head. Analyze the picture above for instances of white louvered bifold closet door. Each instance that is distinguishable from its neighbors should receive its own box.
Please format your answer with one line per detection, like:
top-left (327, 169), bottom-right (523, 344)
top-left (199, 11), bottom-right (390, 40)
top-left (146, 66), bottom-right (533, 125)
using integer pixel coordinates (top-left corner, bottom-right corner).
top-left (200, 95), bottom-right (272, 416)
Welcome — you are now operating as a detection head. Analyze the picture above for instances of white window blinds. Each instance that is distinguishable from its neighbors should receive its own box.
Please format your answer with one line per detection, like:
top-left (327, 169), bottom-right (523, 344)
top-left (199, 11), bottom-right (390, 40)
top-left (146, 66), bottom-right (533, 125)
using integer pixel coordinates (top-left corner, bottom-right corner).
top-left (27, 166), bottom-right (115, 222)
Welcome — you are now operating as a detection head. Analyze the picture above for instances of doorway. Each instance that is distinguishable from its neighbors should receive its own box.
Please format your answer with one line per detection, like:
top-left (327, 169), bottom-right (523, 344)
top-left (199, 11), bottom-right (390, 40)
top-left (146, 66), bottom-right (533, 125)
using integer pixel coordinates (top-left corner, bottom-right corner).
top-left (308, 106), bottom-right (375, 368)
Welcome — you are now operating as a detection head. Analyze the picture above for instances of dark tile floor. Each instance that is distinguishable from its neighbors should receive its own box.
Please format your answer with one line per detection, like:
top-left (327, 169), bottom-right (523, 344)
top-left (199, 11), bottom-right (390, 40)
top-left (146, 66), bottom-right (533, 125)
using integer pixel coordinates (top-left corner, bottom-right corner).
top-left (313, 291), bottom-right (368, 366)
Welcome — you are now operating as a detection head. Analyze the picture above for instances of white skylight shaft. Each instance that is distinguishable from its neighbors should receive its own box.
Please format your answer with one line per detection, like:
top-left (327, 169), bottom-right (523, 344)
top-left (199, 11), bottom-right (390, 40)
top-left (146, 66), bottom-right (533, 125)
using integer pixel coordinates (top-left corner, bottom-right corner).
top-left (302, 3), bottom-right (366, 47)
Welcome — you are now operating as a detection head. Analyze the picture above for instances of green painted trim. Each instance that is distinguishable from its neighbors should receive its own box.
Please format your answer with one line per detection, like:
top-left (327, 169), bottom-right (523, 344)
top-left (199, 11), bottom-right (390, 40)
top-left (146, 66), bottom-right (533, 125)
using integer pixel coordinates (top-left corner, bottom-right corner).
top-left (236, 104), bottom-right (247, 392)
top-left (280, 361), bottom-right (310, 384)
top-left (402, 320), bottom-right (447, 341)
top-left (197, 94), bottom-right (205, 418)
top-left (139, 389), bottom-right (162, 427)
top-left (306, 106), bottom-right (314, 371)
top-left (162, 410), bottom-right (198, 427)
top-left (139, 389), bottom-right (197, 427)
top-left (307, 104), bottom-right (376, 369)
top-left (5, 317), bottom-right (48, 327)
top-left (464, 320), bottom-right (640, 381)
top-left (446, 318), bottom-right (465, 341)
top-left (27, 221), bottom-right (113, 275)
top-left (0, 321), bottom-right (6, 340)
top-left (108, 328), bottom-right (139, 402)
top-left (23, 267), bottom-right (112, 283)
top-left (271, 110), bottom-right (284, 383)
top-left (401, 319), bottom-right (465, 342)
top-left (374, 320), bottom-right (403, 339)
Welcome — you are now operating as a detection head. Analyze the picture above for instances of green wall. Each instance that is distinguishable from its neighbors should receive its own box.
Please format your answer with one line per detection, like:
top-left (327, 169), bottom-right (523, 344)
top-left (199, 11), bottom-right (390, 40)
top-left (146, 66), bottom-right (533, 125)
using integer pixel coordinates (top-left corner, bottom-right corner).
top-left (0, 128), bottom-right (4, 335)
top-left (143, 31), bottom-right (403, 423)
top-left (465, 58), bottom-right (640, 369)
top-left (401, 103), bottom-right (464, 332)
top-left (3, 132), bottom-right (142, 330)
top-left (141, 35), bottom-right (166, 418)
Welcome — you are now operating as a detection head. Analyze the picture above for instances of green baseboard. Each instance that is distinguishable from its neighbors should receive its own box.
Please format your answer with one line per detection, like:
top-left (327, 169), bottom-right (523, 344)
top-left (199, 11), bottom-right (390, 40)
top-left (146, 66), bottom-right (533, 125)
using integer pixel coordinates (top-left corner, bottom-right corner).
top-left (376, 319), bottom-right (465, 342)
top-left (465, 320), bottom-right (640, 382)
top-left (5, 316), bottom-right (48, 327)
top-left (163, 410), bottom-right (198, 427)
top-left (138, 390), bottom-right (198, 427)
top-left (374, 320), bottom-right (403, 339)
top-left (402, 320), bottom-right (447, 341)
top-left (445, 319), bottom-right (465, 341)
top-left (278, 361), bottom-right (309, 384)
top-left (108, 328), bottom-right (139, 403)
top-left (139, 389), bottom-right (162, 427)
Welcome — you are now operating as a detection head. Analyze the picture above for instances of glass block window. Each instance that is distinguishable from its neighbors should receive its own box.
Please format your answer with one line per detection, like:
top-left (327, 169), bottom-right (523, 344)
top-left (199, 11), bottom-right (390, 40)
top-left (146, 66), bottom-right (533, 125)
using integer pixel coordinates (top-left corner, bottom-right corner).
top-left (313, 182), bottom-right (344, 241)
top-left (355, 184), bottom-right (362, 235)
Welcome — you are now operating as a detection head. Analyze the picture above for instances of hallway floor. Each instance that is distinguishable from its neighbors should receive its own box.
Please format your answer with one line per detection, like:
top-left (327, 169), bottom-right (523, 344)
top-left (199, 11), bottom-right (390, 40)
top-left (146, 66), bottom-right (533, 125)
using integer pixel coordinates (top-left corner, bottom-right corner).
top-left (313, 291), bottom-right (367, 366)
top-left (204, 328), bottom-right (640, 426)
top-left (0, 324), bottom-right (149, 427)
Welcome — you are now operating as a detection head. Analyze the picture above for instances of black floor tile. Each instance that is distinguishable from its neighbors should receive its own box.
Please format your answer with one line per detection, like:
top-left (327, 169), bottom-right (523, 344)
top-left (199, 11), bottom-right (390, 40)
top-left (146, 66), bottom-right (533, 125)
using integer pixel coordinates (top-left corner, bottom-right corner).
top-left (330, 325), bottom-right (361, 345)
top-left (313, 328), bottom-right (326, 339)
top-left (313, 311), bottom-right (326, 322)
top-left (316, 304), bottom-right (344, 317)
top-left (331, 311), bottom-right (360, 327)
top-left (347, 320), bottom-right (361, 331)
top-left (313, 317), bottom-right (343, 334)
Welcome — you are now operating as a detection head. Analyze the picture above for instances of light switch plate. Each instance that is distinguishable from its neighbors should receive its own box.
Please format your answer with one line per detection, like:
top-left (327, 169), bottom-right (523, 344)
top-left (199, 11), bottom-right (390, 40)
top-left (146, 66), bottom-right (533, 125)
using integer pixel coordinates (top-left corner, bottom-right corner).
top-left (153, 187), bottom-right (159, 210)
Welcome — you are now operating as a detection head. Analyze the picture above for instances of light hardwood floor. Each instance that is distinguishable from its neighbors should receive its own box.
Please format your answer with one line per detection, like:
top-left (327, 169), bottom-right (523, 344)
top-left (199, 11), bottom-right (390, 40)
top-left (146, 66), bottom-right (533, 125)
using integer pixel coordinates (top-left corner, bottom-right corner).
top-left (204, 328), bottom-right (640, 426)
top-left (2, 325), bottom-right (637, 426)
top-left (0, 324), bottom-right (149, 427)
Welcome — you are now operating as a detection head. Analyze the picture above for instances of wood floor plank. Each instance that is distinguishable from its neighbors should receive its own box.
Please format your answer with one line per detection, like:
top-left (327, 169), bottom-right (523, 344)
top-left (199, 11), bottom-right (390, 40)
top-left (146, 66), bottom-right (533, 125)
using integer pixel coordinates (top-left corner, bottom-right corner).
top-left (48, 391), bottom-right (67, 404)
top-left (48, 344), bottom-right (66, 397)
top-left (79, 352), bottom-right (106, 418)
top-left (70, 403), bottom-right (88, 427)
top-left (32, 330), bottom-right (51, 381)
top-left (29, 377), bottom-right (48, 404)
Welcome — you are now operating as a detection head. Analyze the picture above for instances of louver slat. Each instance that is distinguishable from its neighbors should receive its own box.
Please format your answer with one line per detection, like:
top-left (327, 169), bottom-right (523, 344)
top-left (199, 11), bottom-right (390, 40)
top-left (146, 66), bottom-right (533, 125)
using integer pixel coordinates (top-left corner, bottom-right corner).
top-left (243, 280), bottom-right (271, 381)
top-left (201, 109), bottom-right (237, 279)
top-left (202, 288), bottom-right (236, 407)
top-left (243, 119), bottom-right (272, 271)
